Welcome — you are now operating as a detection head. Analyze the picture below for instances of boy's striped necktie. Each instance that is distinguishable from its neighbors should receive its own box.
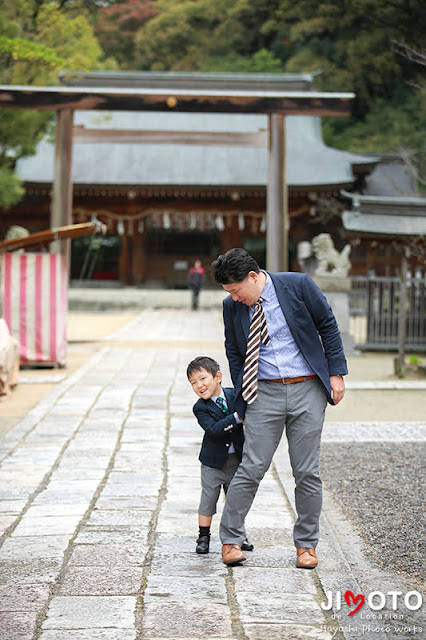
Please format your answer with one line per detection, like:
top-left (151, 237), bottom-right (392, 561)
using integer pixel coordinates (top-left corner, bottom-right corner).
top-left (242, 297), bottom-right (270, 405)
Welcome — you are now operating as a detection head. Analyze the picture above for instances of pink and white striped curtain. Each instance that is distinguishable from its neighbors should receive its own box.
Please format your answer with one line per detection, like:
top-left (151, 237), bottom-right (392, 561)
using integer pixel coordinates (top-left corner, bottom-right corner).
top-left (1, 253), bottom-right (67, 366)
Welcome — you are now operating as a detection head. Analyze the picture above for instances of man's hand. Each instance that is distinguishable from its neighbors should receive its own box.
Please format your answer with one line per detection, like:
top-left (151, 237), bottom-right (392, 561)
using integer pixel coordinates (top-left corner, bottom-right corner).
top-left (330, 375), bottom-right (345, 405)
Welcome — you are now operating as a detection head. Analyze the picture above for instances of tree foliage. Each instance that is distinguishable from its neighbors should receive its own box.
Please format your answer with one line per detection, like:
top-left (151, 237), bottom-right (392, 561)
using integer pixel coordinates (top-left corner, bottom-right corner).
top-left (95, 0), bottom-right (158, 69)
top-left (114, 0), bottom-right (425, 183)
top-left (132, 0), bottom-right (286, 71)
top-left (0, 0), bottom-right (115, 211)
top-left (273, 0), bottom-right (425, 114)
top-left (2, 0), bottom-right (425, 210)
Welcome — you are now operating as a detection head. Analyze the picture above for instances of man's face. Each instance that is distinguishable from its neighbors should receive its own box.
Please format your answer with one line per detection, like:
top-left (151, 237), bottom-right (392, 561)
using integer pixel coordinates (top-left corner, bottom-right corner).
top-left (222, 271), bottom-right (263, 306)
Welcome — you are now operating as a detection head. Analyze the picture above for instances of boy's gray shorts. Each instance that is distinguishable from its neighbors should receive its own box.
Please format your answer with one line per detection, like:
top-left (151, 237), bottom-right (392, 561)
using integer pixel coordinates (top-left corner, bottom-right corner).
top-left (199, 453), bottom-right (240, 516)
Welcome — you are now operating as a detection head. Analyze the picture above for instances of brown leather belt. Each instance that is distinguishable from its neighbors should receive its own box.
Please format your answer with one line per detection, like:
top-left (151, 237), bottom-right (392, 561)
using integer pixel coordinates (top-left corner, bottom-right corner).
top-left (259, 375), bottom-right (318, 384)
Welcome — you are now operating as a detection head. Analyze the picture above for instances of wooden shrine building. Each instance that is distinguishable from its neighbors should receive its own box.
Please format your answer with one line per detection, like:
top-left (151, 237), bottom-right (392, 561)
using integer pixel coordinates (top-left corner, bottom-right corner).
top-left (0, 72), bottom-right (379, 286)
top-left (342, 192), bottom-right (426, 276)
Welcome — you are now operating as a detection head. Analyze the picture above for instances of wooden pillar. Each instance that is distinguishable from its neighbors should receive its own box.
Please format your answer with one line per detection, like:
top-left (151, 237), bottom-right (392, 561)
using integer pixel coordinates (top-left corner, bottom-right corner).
top-left (119, 235), bottom-right (130, 285)
top-left (397, 250), bottom-right (409, 377)
top-left (222, 214), bottom-right (240, 252)
top-left (367, 243), bottom-right (375, 274)
top-left (132, 232), bottom-right (146, 284)
top-left (267, 113), bottom-right (288, 272)
top-left (50, 109), bottom-right (74, 261)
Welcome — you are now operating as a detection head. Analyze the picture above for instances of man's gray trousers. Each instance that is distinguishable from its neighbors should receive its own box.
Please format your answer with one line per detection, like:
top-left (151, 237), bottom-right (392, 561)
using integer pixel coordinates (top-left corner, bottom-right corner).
top-left (219, 378), bottom-right (327, 549)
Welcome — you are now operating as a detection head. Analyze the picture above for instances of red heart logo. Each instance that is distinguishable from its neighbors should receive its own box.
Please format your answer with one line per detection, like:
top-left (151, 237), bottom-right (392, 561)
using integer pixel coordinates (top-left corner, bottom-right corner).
top-left (344, 590), bottom-right (365, 616)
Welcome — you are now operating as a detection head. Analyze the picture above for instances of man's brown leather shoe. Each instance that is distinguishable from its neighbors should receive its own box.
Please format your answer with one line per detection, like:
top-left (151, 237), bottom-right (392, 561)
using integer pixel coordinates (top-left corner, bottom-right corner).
top-left (222, 544), bottom-right (246, 566)
top-left (296, 547), bottom-right (318, 569)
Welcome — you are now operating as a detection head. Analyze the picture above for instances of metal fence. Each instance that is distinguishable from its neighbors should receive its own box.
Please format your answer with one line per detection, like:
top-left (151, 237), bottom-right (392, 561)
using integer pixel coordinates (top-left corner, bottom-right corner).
top-left (349, 276), bottom-right (426, 351)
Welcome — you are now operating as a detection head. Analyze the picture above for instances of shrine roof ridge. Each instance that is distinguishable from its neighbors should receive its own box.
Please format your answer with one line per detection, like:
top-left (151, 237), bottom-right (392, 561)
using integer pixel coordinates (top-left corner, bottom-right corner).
top-left (59, 70), bottom-right (322, 91)
top-left (0, 83), bottom-right (354, 116)
top-left (341, 190), bottom-right (426, 212)
top-left (0, 84), bottom-right (354, 99)
top-left (342, 190), bottom-right (426, 237)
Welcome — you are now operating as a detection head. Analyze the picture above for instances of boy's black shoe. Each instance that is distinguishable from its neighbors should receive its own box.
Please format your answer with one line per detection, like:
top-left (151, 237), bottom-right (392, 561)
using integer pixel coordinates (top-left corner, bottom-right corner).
top-left (241, 539), bottom-right (254, 551)
top-left (196, 535), bottom-right (210, 554)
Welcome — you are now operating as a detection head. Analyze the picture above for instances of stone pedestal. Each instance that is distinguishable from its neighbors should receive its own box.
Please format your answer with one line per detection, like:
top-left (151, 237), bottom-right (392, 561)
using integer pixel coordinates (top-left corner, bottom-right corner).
top-left (314, 276), bottom-right (358, 356)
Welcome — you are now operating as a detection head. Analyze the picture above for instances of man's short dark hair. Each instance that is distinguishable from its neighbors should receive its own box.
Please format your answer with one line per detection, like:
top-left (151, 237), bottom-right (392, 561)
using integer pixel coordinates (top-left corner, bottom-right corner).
top-left (211, 248), bottom-right (260, 284)
top-left (187, 356), bottom-right (221, 379)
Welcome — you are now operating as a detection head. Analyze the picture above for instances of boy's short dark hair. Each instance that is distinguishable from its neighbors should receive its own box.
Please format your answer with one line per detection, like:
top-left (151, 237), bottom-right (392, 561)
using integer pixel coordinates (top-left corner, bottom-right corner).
top-left (187, 356), bottom-right (221, 379)
top-left (212, 248), bottom-right (260, 284)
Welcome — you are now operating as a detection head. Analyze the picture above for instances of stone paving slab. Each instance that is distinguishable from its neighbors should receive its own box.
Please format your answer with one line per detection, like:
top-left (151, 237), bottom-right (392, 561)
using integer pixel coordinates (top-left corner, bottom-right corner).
top-left (322, 421), bottom-right (426, 441)
top-left (236, 592), bottom-right (325, 625)
top-left (58, 564), bottom-right (143, 595)
top-left (0, 610), bottom-right (39, 640)
top-left (0, 583), bottom-right (51, 611)
top-left (39, 631), bottom-right (136, 640)
top-left (232, 567), bottom-right (319, 595)
top-left (0, 560), bottom-right (61, 585)
top-left (12, 514), bottom-right (83, 537)
top-left (42, 595), bottom-right (136, 629)
top-left (149, 552), bottom-right (228, 578)
top-left (68, 543), bottom-right (148, 567)
top-left (1, 535), bottom-right (72, 561)
top-left (145, 575), bottom-right (228, 603)
top-left (244, 623), bottom-right (334, 639)
top-left (142, 602), bottom-right (234, 637)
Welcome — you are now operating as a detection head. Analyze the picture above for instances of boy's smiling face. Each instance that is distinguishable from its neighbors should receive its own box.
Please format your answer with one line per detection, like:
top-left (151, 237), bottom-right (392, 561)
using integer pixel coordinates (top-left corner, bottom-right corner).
top-left (188, 367), bottom-right (222, 400)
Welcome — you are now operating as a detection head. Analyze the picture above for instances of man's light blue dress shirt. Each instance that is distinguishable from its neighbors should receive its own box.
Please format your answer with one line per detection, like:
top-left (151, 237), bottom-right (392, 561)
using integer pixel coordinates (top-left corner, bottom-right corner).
top-left (249, 272), bottom-right (315, 379)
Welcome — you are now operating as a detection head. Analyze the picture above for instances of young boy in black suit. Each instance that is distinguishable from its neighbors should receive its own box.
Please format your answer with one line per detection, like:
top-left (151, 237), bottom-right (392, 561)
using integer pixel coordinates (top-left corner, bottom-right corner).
top-left (187, 356), bottom-right (253, 556)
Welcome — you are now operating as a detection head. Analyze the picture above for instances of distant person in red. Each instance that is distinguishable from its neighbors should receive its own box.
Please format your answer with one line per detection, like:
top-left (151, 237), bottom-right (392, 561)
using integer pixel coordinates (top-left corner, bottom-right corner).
top-left (188, 260), bottom-right (205, 310)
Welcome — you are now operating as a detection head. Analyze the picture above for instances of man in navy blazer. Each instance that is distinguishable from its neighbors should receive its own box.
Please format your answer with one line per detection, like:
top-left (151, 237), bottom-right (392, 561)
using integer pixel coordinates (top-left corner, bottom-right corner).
top-left (212, 248), bottom-right (347, 568)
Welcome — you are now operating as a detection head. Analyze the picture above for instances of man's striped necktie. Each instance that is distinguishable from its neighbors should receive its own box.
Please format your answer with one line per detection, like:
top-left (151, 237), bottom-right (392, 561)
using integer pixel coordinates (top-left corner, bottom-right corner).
top-left (242, 297), bottom-right (270, 405)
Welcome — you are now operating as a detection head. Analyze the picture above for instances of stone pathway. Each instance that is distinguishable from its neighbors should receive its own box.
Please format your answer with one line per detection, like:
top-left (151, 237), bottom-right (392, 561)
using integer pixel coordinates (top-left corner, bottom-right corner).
top-left (0, 339), bottom-right (340, 640)
top-left (106, 308), bottom-right (226, 343)
top-left (1, 310), bottom-right (424, 640)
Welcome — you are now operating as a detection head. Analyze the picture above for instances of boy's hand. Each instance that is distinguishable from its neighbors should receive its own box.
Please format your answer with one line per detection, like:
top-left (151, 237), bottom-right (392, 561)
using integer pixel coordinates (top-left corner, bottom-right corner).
top-left (237, 414), bottom-right (244, 425)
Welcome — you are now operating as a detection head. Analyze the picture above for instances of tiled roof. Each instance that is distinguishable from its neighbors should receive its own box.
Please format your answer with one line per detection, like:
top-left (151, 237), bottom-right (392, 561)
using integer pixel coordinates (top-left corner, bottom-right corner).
top-left (16, 110), bottom-right (376, 188)
top-left (342, 192), bottom-right (426, 237)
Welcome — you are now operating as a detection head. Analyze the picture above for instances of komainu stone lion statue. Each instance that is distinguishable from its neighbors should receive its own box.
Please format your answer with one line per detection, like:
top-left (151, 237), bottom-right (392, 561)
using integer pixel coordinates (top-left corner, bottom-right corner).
top-left (311, 233), bottom-right (351, 277)
top-left (5, 225), bottom-right (29, 241)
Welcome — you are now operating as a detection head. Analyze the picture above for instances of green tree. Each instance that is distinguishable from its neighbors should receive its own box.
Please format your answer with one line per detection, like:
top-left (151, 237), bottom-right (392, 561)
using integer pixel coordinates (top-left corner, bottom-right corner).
top-left (129, 0), bottom-right (426, 182)
top-left (207, 49), bottom-right (284, 73)
top-left (269, 0), bottom-right (426, 162)
top-left (37, 4), bottom-right (106, 75)
top-left (133, 0), bottom-right (284, 71)
top-left (271, 1), bottom-right (425, 108)
top-left (131, 0), bottom-right (425, 102)
top-left (95, 0), bottom-right (158, 69)
top-left (0, 0), bottom-right (116, 212)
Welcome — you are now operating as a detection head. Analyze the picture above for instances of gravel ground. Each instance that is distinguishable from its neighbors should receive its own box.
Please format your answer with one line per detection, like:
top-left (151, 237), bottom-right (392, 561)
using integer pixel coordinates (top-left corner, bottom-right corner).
top-left (320, 442), bottom-right (425, 590)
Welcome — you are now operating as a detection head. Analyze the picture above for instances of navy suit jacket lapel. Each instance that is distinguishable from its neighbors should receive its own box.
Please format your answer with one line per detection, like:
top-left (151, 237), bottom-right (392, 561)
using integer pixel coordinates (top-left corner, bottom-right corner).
top-left (236, 301), bottom-right (250, 340)
top-left (208, 397), bottom-right (226, 418)
top-left (223, 388), bottom-right (233, 413)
